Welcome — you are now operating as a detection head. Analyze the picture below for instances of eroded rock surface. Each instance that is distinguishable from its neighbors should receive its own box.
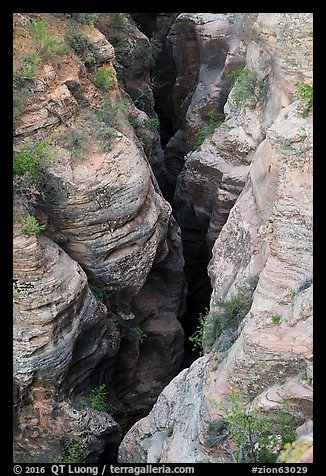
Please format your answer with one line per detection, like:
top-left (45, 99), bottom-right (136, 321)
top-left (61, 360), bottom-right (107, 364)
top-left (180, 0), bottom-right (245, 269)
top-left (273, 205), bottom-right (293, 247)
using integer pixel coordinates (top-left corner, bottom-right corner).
top-left (13, 227), bottom-right (120, 462)
top-left (13, 13), bottom-right (186, 462)
top-left (118, 12), bottom-right (313, 463)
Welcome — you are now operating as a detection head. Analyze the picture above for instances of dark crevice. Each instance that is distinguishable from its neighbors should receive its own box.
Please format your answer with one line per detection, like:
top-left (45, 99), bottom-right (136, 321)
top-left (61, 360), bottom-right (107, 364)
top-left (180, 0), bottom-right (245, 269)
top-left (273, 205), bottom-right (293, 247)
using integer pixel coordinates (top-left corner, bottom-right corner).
top-left (99, 13), bottom-right (214, 462)
top-left (133, 13), bottom-right (213, 366)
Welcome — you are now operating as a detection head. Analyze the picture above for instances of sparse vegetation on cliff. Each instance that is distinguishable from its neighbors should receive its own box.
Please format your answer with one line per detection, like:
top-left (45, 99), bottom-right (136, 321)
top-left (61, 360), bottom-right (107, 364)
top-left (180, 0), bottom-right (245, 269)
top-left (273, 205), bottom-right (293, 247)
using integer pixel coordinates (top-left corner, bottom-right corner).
top-left (13, 138), bottom-right (54, 194)
top-left (69, 13), bottom-right (100, 25)
top-left (133, 326), bottom-right (148, 344)
top-left (52, 440), bottom-right (84, 463)
top-left (292, 82), bottom-right (313, 117)
top-left (28, 16), bottom-right (64, 62)
top-left (190, 277), bottom-right (258, 356)
top-left (228, 68), bottom-right (264, 109)
top-left (92, 95), bottom-right (126, 126)
top-left (92, 65), bottom-right (115, 92)
top-left (20, 216), bottom-right (46, 235)
top-left (188, 311), bottom-right (206, 356)
top-left (66, 24), bottom-right (92, 53)
top-left (60, 128), bottom-right (87, 158)
top-left (90, 384), bottom-right (108, 411)
top-left (13, 87), bottom-right (31, 121)
top-left (133, 38), bottom-right (162, 69)
top-left (194, 108), bottom-right (222, 149)
top-left (271, 313), bottom-right (281, 325)
top-left (210, 392), bottom-right (297, 463)
top-left (89, 285), bottom-right (108, 303)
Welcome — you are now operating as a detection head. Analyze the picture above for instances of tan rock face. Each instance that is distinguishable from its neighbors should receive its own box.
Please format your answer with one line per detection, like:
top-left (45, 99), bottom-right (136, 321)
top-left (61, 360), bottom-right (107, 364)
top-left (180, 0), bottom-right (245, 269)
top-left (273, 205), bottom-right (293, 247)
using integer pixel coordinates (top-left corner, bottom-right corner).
top-left (14, 382), bottom-right (121, 463)
top-left (163, 13), bottom-right (249, 182)
top-left (13, 228), bottom-right (121, 461)
top-left (42, 133), bottom-right (172, 316)
top-left (119, 12), bottom-right (313, 463)
top-left (96, 14), bottom-right (167, 189)
top-left (13, 13), bottom-right (186, 462)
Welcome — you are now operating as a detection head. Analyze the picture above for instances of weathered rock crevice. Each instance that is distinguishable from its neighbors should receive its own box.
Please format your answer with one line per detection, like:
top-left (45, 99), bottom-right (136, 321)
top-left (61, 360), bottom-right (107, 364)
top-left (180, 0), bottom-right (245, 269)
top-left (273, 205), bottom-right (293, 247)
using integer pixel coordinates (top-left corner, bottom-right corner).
top-left (13, 12), bottom-right (313, 465)
top-left (141, 14), bottom-right (252, 361)
top-left (118, 12), bottom-right (313, 464)
top-left (13, 12), bottom-right (188, 463)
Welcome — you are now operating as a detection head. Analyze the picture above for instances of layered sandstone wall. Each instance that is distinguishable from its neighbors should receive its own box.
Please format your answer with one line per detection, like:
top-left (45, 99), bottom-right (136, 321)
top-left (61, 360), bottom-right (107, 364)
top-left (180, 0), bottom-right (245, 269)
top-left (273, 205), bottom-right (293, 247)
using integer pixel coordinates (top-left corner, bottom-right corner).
top-left (118, 12), bottom-right (313, 463)
top-left (13, 13), bottom-right (186, 462)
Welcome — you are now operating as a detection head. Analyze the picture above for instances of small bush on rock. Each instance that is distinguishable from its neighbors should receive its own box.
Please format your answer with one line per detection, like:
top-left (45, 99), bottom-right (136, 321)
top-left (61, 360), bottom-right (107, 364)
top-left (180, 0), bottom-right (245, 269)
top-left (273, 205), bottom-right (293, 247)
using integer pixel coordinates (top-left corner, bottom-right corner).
top-left (66, 24), bottom-right (92, 53)
top-left (228, 68), bottom-right (264, 109)
top-left (20, 216), bottom-right (46, 235)
top-left (28, 16), bottom-right (64, 61)
top-left (292, 82), bottom-right (313, 117)
top-left (52, 440), bottom-right (84, 463)
top-left (211, 392), bottom-right (297, 463)
top-left (189, 277), bottom-right (258, 356)
top-left (90, 384), bottom-right (108, 411)
top-left (194, 108), bottom-right (221, 149)
top-left (13, 139), bottom-right (52, 180)
top-left (70, 13), bottom-right (99, 25)
top-left (92, 65), bottom-right (115, 92)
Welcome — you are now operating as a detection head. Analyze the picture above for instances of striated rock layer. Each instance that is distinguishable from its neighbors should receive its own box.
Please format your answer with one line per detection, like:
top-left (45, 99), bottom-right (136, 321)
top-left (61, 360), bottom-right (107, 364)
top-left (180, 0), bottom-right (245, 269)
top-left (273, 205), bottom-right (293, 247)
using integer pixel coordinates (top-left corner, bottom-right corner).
top-left (13, 227), bottom-right (121, 462)
top-left (118, 12), bottom-right (313, 463)
top-left (13, 12), bottom-right (186, 462)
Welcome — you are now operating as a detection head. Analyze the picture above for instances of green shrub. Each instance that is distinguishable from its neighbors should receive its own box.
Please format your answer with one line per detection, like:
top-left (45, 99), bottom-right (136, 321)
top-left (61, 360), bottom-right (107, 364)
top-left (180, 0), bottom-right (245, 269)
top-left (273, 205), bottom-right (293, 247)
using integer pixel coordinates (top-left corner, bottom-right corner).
top-left (133, 326), bottom-right (148, 344)
top-left (13, 138), bottom-right (55, 199)
top-left (60, 128), bottom-right (87, 159)
top-left (166, 426), bottom-right (174, 437)
top-left (93, 95), bottom-right (126, 125)
top-left (108, 13), bottom-right (128, 30)
top-left (292, 82), bottom-right (313, 117)
top-left (70, 13), bottom-right (99, 24)
top-left (140, 431), bottom-right (153, 440)
top-left (128, 116), bottom-right (142, 130)
top-left (148, 37), bottom-right (162, 67)
top-left (13, 139), bottom-right (52, 180)
top-left (271, 313), bottom-right (281, 325)
top-left (134, 38), bottom-right (162, 69)
top-left (28, 16), bottom-right (63, 61)
top-left (143, 117), bottom-right (160, 130)
top-left (13, 87), bottom-right (30, 120)
top-left (20, 216), bottom-right (46, 235)
top-left (96, 127), bottom-right (118, 152)
top-left (212, 392), bottom-right (297, 463)
top-left (90, 384), bottom-right (108, 411)
top-left (189, 311), bottom-right (206, 356)
top-left (16, 50), bottom-right (42, 80)
top-left (66, 24), bottom-right (92, 53)
top-left (204, 291), bottom-right (251, 353)
top-left (108, 33), bottom-right (123, 49)
top-left (194, 108), bottom-right (221, 149)
top-left (79, 386), bottom-right (116, 413)
top-left (92, 65), bottom-right (115, 91)
top-left (133, 80), bottom-right (157, 110)
top-left (52, 440), bottom-right (84, 463)
top-left (228, 68), bottom-right (264, 109)
top-left (213, 292), bottom-right (251, 333)
top-left (82, 52), bottom-right (96, 66)
top-left (190, 277), bottom-right (257, 356)
top-left (89, 285), bottom-right (108, 302)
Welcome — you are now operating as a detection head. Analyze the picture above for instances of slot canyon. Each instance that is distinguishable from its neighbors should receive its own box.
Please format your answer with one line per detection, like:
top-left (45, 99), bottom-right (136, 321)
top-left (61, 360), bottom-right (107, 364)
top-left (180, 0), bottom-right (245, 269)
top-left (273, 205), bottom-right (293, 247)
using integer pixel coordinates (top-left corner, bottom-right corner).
top-left (13, 12), bottom-right (313, 464)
